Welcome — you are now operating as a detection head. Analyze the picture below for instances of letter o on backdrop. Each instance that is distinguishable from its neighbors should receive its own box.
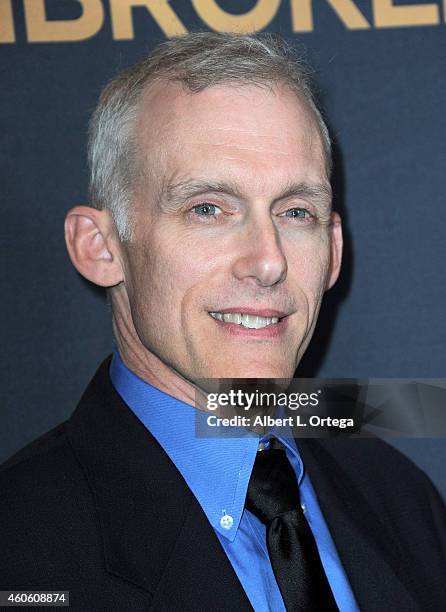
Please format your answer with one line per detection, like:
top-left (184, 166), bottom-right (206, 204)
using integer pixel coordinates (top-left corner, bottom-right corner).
top-left (191, 0), bottom-right (281, 33)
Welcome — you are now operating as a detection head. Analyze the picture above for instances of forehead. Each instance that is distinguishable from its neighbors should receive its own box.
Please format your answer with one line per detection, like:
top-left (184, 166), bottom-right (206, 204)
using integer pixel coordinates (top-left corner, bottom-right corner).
top-left (135, 80), bottom-right (327, 194)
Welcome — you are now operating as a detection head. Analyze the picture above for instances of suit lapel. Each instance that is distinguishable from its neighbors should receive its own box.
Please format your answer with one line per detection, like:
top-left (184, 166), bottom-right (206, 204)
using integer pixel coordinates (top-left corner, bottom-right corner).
top-left (298, 439), bottom-right (422, 611)
top-left (149, 496), bottom-right (252, 610)
top-left (66, 359), bottom-right (251, 610)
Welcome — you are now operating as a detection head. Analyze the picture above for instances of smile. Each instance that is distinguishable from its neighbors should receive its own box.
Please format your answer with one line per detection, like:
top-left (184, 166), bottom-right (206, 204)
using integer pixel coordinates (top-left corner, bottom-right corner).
top-left (209, 312), bottom-right (280, 329)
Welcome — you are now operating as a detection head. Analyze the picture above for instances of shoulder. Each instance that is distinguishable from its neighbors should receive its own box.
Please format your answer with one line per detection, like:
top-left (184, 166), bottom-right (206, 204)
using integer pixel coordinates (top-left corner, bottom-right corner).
top-left (0, 420), bottom-right (85, 495)
top-left (310, 436), bottom-right (438, 485)
top-left (0, 419), bottom-right (96, 508)
top-left (305, 437), bottom-right (446, 552)
top-left (0, 421), bottom-right (100, 586)
top-left (1, 421), bottom-right (68, 471)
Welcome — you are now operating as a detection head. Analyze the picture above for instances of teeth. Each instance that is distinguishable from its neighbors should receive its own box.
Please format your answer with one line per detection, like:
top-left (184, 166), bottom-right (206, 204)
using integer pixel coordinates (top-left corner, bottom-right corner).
top-left (209, 312), bottom-right (280, 329)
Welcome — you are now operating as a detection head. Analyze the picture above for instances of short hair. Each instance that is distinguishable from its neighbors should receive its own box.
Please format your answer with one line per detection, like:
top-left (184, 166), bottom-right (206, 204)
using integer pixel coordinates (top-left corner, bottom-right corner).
top-left (88, 32), bottom-right (332, 241)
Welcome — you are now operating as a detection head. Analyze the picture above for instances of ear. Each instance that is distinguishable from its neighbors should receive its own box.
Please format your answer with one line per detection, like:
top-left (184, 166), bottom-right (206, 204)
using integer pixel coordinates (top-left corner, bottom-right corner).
top-left (326, 211), bottom-right (343, 290)
top-left (64, 206), bottom-right (124, 287)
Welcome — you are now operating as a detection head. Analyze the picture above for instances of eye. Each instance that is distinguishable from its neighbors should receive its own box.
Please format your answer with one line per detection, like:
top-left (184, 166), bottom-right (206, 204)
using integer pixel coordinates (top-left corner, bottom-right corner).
top-left (284, 208), bottom-right (310, 219)
top-left (192, 202), bottom-right (221, 216)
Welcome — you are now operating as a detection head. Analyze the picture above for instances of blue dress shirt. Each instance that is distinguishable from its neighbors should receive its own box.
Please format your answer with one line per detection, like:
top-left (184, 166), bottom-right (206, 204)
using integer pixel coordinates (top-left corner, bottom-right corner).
top-left (110, 350), bottom-right (359, 612)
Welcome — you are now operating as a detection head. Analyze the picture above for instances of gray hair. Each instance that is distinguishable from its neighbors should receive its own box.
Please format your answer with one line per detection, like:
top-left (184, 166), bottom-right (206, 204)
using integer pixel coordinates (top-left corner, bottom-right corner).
top-left (88, 32), bottom-right (332, 241)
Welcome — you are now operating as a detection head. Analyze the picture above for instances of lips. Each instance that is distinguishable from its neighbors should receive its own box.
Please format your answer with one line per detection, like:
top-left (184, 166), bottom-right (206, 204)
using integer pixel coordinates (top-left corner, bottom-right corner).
top-left (208, 307), bottom-right (289, 334)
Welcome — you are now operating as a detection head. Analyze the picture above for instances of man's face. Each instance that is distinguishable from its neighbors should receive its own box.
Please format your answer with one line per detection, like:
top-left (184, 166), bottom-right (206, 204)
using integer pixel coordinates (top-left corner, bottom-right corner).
top-left (121, 82), bottom-right (339, 381)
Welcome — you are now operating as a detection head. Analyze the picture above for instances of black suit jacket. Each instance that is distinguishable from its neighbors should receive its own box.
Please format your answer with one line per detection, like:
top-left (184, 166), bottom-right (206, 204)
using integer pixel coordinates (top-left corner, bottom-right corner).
top-left (1, 358), bottom-right (445, 611)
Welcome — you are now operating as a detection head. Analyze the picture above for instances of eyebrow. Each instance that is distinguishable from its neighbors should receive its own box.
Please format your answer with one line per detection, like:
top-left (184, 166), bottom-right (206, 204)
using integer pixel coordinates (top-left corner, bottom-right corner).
top-left (159, 179), bottom-right (243, 213)
top-left (159, 178), bottom-right (332, 214)
top-left (273, 181), bottom-right (332, 213)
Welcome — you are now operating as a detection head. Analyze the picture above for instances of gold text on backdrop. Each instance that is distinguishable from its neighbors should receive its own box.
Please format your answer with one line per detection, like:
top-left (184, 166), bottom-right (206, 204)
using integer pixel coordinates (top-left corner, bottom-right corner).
top-left (0, 0), bottom-right (443, 44)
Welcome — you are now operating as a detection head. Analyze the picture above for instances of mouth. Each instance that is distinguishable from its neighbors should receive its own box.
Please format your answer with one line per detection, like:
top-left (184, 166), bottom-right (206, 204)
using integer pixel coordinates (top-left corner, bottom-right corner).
top-left (208, 308), bottom-right (289, 336)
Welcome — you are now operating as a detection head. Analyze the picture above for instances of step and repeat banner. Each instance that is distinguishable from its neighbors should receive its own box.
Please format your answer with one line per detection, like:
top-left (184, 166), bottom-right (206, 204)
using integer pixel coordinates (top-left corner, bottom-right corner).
top-left (1, 1), bottom-right (445, 495)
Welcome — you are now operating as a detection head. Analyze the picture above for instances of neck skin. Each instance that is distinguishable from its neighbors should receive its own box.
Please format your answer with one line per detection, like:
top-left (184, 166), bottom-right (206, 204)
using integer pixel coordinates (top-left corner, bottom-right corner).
top-left (110, 284), bottom-right (200, 407)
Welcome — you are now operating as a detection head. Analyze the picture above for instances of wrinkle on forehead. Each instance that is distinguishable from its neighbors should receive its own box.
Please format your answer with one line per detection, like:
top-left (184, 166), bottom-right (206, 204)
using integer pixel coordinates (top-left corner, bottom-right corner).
top-left (196, 141), bottom-right (304, 157)
top-left (139, 79), bottom-right (321, 142)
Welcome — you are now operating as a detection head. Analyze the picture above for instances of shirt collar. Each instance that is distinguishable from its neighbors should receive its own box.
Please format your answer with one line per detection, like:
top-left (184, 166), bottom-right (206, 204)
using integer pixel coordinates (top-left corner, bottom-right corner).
top-left (109, 350), bottom-right (304, 541)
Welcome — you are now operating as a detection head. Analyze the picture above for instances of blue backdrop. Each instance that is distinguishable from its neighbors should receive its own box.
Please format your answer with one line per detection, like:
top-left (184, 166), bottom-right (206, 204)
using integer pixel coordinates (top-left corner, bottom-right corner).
top-left (1, 0), bottom-right (445, 497)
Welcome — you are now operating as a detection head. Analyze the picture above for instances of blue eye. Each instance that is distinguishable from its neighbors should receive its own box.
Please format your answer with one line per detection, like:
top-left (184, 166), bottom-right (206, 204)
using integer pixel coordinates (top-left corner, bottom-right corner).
top-left (285, 208), bottom-right (308, 218)
top-left (193, 203), bottom-right (219, 216)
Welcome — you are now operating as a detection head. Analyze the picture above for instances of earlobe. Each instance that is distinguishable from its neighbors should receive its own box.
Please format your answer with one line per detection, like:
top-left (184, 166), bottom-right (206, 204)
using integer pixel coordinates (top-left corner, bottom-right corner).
top-left (326, 212), bottom-right (343, 290)
top-left (64, 206), bottom-right (124, 288)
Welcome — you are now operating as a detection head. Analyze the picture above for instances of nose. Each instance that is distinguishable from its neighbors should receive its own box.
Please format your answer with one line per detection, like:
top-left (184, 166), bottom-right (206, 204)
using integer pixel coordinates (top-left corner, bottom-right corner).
top-left (232, 216), bottom-right (287, 287)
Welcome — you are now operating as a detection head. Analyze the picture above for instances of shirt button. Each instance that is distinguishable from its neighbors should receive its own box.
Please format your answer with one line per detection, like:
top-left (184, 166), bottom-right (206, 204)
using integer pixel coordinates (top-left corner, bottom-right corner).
top-left (220, 514), bottom-right (234, 530)
top-left (258, 441), bottom-right (269, 451)
top-left (301, 503), bottom-right (307, 514)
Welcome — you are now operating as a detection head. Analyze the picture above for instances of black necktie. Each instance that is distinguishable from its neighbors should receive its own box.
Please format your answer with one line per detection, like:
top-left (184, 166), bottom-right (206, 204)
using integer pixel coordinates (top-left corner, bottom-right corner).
top-left (246, 447), bottom-right (339, 612)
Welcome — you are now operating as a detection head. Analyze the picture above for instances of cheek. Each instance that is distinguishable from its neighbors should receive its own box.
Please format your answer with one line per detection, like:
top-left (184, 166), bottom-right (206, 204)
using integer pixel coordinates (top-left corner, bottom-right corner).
top-left (134, 231), bottom-right (214, 322)
top-left (287, 231), bottom-right (330, 303)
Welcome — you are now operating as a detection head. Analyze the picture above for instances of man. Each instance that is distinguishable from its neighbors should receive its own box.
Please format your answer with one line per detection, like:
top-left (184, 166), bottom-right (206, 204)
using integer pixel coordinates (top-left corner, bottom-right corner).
top-left (0, 33), bottom-right (444, 611)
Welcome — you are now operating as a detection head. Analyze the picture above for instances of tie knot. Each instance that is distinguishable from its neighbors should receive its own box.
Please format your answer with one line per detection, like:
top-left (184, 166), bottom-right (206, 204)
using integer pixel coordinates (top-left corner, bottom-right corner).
top-left (246, 448), bottom-right (301, 524)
